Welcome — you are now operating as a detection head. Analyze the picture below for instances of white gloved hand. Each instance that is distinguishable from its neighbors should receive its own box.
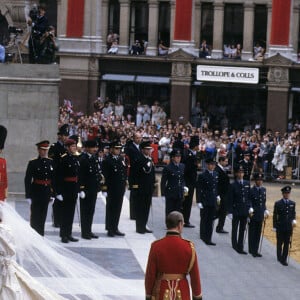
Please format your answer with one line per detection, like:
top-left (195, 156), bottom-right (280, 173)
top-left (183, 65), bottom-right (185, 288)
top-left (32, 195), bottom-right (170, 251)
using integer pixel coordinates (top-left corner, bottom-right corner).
top-left (184, 186), bottom-right (189, 194)
top-left (79, 191), bottom-right (86, 199)
top-left (49, 197), bottom-right (55, 205)
top-left (217, 195), bottom-right (221, 205)
top-left (56, 194), bottom-right (63, 201)
top-left (197, 203), bottom-right (203, 209)
top-left (102, 192), bottom-right (107, 198)
top-left (26, 198), bottom-right (32, 205)
top-left (227, 213), bottom-right (233, 220)
top-left (292, 219), bottom-right (297, 227)
top-left (272, 228), bottom-right (277, 232)
top-left (249, 207), bottom-right (254, 216)
top-left (147, 161), bottom-right (151, 167)
top-left (264, 210), bottom-right (270, 218)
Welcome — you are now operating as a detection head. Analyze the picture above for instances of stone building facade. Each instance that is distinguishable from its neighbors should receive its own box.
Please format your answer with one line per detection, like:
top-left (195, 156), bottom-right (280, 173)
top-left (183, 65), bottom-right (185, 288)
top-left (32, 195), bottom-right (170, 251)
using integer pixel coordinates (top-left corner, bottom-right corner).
top-left (3, 0), bottom-right (300, 133)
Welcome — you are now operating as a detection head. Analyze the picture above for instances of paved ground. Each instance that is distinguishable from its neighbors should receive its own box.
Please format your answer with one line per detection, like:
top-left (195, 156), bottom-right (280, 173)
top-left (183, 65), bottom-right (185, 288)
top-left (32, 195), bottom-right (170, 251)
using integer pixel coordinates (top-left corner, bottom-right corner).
top-left (8, 179), bottom-right (300, 300)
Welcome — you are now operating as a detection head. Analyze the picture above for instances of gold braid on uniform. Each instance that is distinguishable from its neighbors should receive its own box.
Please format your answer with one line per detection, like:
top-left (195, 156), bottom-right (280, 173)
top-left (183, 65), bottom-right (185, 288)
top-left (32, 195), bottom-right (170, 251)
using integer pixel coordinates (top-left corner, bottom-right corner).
top-left (164, 279), bottom-right (182, 299)
top-left (187, 241), bottom-right (196, 273)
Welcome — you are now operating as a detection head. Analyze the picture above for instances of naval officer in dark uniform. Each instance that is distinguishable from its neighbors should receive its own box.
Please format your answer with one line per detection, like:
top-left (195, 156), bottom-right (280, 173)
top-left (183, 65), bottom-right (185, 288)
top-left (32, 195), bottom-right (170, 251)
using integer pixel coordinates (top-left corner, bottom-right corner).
top-left (24, 140), bottom-right (55, 236)
top-left (135, 141), bottom-right (155, 234)
top-left (160, 149), bottom-right (186, 218)
top-left (102, 140), bottom-right (127, 237)
top-left (273, 185), bottom-right (297, 266)
top-left (215, 156), bottom-right (230, 233)
top-left (48, 124), bottom-right (69, 227)
top-left (238, 150), bottom-right (253, 181)
top-left (78, 139), bottom-right (102, 239)
top-left (182, 136), bottom-right (200, 228)
top-left (228, 166), bottom-right (251, 254)
top-left (124, 132), bottom-right (143, 220)
top-left (56, 138), bottom-right (80, 243)
top-left (248, 172), bottom-right (269, 257)
top-left (196, 158), bottom-right (218, 246)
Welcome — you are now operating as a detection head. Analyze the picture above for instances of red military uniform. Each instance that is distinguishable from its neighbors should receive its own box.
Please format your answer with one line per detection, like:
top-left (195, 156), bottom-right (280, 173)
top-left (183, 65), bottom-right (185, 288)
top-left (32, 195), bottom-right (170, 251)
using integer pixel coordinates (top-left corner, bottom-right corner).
top-left (145, 231), bottom-right (202, 300)
top-left (0, 157), bottom-right (7, 201)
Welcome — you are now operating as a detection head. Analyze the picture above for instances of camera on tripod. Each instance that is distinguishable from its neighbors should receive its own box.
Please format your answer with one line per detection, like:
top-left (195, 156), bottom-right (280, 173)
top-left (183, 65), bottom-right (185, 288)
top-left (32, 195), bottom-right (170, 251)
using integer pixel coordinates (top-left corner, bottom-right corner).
top-left (8, 26), bottom-right (23, 35)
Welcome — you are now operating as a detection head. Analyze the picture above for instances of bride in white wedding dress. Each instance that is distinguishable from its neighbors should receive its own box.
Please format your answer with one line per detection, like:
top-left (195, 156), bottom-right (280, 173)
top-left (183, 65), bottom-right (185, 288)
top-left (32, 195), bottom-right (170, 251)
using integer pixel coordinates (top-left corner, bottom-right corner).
top-left (0, 204), bottom-right (66, 299)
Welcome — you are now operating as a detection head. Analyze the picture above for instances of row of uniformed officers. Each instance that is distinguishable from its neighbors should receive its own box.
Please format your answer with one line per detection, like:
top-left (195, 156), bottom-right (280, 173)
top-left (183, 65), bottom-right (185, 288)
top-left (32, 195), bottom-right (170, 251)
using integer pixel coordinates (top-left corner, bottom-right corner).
top-left (24, 125), bottom-right (156, 243)
top-left (160, 147), bottom-right (297, 267)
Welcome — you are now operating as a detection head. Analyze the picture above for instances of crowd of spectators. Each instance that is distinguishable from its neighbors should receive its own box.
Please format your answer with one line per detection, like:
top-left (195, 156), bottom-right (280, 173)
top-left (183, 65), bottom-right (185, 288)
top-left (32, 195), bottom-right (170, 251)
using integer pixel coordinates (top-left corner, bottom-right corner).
top-left (58, 99), bottom-right (300, 182)
top-left (223, 43), bottom-right (242, 60)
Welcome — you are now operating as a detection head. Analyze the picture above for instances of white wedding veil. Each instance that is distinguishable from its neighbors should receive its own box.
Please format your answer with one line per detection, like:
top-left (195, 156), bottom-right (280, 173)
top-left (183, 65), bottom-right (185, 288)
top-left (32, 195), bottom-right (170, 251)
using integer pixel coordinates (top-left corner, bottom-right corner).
top-left (0, 201), bottom-right (141, 299)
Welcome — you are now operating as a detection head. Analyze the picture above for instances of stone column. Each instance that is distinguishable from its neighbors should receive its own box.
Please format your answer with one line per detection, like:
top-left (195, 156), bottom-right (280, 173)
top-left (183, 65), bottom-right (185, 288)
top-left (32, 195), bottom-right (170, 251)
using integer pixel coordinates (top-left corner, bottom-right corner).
top-left (266, 3), bottom-right (272, 54)
top-left (266, 62), bottom-right (291, 133)
top-left (269, 0), bottom-right (295, 60)
top-left (292, 2), bottom-right (300, 61)
top-left (194, 0), bottom-right (201, 51)
top-left (83, 0), bottom-right (103, 53)
top-left (147, 0), bottom-right (159, 56)
top-left (170, 0), bottom-right (197, 56)
top-left (118, 0), bottom-right (130, 54)
top-left (57, 0), bottom-right (67, 37)
top-left (170, 62), bottom-right (192, 121)
top-left (242, 2), bottom-right (254, 60)
top-left (102, 0), bottom-right (109, 53)
top-left (170, 0), bottom-right (176, 44)
top-left (211, 1), bottom-right (224, 59)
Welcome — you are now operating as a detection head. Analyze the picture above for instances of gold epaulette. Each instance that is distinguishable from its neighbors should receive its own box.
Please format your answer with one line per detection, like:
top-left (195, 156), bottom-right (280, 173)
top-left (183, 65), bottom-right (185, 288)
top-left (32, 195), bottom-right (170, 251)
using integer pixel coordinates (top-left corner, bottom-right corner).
top-left (102, 186), bottom-right (108, 191)
top-left (80, 185), bottom-right (85, 189)
top-left (30, 157), bottom-right (37, 161)
top-left (132, 184), bottom-right (139, 189)
top-left (61, 153), bottom-right (67, 158)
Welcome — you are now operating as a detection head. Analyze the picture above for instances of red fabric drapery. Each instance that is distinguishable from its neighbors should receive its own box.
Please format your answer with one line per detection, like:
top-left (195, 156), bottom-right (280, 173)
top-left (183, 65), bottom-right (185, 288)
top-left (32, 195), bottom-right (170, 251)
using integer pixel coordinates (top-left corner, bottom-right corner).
top-left (270, 0), bottom-right (291, 45)
top-left (66, 0), bottom-right (85, 37)
top-left (174, 0), bottom-right (192, 41)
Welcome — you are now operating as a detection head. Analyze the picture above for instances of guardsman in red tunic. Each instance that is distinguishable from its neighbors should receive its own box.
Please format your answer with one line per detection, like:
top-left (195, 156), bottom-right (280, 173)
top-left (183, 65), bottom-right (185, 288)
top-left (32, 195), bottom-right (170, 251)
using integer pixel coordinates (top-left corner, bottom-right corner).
top-left (145, 211), bottom-right (202, 300)
top-left (0, 125), bottom-right (8, 201)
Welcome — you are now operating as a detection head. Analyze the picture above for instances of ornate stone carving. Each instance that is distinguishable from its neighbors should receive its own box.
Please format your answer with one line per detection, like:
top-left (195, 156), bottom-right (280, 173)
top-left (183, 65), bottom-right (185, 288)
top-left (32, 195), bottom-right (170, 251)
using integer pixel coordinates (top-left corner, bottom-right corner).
top-left (168, 48), bottom-right (194, 60)
top-left (172, 62), bottom-right (191, 77)
top-left (89, 57), bottom-right (98, 72)
top-left (268, 66), bottom-right (289, 83)
top-left (264, 53), bottom-right (293, 67)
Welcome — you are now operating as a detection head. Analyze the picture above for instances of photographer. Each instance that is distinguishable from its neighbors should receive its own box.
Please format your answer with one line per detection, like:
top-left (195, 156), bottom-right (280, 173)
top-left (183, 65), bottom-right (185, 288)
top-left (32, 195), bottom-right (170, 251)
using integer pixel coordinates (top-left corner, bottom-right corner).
top-left (27, 5), bottom-right (48, 63)
top-left (38, 26), bottom-right (58, 64)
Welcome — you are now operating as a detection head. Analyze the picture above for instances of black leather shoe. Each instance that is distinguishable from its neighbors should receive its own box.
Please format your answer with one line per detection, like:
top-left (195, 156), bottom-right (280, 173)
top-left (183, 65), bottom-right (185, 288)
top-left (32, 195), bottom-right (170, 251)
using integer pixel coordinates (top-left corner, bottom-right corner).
top-left (237, 249), bottom-right (247, 255)
top-left (90, 233), bottom-right (99, 239)
top-left (53, 223), bottom-right (60, 228)
top-left (61, 237), bottom-right (69, 243)
top-left (68, 236), bottom-right (79, 242)
top-left (145, 229), bottom-right (153, 233)
top-left (136, 230), bottom-right (145, 234)
top-left (82, 235), bottom-right (92, 240)
top-left (114, 230), bottom-right (125, 236)
top-left (184, 223), bottom-right (195, 228)
top-left (216, 229), bottom-right (228, 234)
top-left (205, 241), bottom-right (216, 246)
top-left (107, 231), bottom-right (115, 237)
top-left (281, 261), bottom-right (288, 266)
top-left (252, 253), bottom-right (262, 257)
